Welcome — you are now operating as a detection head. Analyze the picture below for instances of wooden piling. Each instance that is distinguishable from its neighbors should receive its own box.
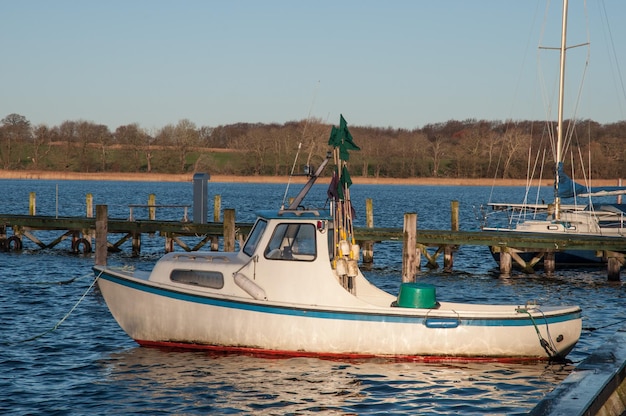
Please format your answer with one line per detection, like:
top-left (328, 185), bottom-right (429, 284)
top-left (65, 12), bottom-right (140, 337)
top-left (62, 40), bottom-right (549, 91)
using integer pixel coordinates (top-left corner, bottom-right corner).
top-left (132, 232), bottom-right (141, 257)
top-left (148, 194), bottom-right (156, 220)
top-left (223, 208), bottom-right (236, 252)
top-left (95, 205), bottom-right (108, 266)
top-left (362, 198), bottom-right (374, 263)
top-left (608, 256), bottom-right (621, 281)
top-left (211, 195), bottom-right (221, 251)
top-left (29, 192), bottom-right (36, 216)
top-left (83, 193), bottom-right (95, 246)
top-left (544, 251), bottom-right (555, 275)
top-left (450, 200), bottom-right (459, 231)
top-left (415, 215), bottom-right (421, 271)
top-left (213, 195), bottom-right (221, 222)
top-left (402, 212), bottom-right (418, 283)
top-left (86, 193), bottom-right (93, 218)
top-left (444, 200), bottom-right (459, 272)
top-left (500, 249), bottom-right (512, 276)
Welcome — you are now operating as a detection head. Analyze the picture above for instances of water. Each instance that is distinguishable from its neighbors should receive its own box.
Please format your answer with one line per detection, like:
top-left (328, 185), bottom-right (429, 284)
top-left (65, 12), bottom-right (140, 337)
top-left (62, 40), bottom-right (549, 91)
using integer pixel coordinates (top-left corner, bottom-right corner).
top-left (1, 179), bottom-right (624, 415)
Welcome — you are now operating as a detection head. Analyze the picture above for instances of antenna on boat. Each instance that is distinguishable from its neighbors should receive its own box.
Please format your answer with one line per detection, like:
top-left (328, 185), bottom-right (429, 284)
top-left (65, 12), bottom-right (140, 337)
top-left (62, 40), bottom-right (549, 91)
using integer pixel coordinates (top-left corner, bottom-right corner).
top-left (281, 81), bottom-right (322, 210)
top-left (281, 142), bottom-right (303, 209)
top-left (285, 152), bottom-right (331, 210)
top-left (303, 80), bottom-right (321, 169)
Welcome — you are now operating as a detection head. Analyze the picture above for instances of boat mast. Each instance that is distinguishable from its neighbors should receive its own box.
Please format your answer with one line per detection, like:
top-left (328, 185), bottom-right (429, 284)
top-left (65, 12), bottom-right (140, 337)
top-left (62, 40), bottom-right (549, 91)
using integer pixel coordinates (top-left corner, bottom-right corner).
top-left (554, 0), bottom-right (568, 220)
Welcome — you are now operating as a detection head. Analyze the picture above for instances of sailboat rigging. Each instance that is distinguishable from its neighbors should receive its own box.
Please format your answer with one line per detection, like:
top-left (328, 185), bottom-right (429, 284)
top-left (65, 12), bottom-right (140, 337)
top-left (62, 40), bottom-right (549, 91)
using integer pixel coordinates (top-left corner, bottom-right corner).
top-left (484, 0), bottom-right (626, 268)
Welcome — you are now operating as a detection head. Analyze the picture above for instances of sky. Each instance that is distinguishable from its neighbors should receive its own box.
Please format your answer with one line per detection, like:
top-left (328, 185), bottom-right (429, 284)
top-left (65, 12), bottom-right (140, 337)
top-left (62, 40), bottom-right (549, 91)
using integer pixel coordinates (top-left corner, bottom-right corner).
top-left (3, 0), bottom-right (626, 132)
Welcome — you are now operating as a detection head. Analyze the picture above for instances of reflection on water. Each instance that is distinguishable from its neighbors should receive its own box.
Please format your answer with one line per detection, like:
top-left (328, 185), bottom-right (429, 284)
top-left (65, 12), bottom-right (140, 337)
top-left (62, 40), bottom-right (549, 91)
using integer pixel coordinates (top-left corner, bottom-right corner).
top-left (99, 347), bottom-right (573, 415)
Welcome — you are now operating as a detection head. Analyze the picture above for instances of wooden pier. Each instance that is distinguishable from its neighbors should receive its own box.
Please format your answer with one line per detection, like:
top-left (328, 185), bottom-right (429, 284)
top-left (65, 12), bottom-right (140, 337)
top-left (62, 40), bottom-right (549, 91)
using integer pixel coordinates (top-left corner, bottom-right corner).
top-left (1, 197), bottom-right (625, 280)
top-left (0, 210), bottom-right (250, 256)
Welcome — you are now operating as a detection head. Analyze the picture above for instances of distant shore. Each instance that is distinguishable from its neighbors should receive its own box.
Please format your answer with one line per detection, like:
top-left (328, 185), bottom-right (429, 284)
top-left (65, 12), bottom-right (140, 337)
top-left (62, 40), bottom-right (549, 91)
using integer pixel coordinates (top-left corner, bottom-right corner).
top-left (0, 170), bottom-right (620, 187)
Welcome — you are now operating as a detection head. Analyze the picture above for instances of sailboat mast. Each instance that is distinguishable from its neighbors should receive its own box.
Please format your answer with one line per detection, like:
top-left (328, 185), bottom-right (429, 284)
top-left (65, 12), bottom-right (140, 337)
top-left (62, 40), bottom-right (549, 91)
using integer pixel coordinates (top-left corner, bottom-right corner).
top-left (554, 0), bottom-right (568, 220)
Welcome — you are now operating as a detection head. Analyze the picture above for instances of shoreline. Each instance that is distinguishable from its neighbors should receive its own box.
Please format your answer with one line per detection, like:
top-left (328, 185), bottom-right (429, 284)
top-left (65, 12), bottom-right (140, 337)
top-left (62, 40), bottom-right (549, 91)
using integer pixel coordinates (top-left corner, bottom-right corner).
top-left (0, 170), bottom-right (620, 187)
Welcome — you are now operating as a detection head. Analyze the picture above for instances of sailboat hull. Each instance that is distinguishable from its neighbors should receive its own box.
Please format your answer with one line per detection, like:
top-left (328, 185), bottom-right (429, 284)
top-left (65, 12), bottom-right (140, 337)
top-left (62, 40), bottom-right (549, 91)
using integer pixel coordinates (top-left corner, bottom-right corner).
top-left (490, 248), bottom-right (604, 268)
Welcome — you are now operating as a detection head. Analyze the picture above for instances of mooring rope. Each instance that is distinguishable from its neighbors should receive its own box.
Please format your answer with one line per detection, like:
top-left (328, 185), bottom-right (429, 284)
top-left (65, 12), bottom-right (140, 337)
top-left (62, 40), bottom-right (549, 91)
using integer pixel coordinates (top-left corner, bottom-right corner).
top-left (3, 270), bottom-right (102, 345)
top-left (517, 306), bottom-right (561, 361)
top-left (583, 318), bottom-right (626, 332)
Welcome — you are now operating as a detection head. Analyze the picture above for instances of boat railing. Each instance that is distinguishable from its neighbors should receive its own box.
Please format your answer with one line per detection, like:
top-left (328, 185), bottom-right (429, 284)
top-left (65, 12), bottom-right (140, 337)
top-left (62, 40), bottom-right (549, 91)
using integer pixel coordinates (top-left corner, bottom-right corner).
top-left (172, 254), bottom-right (231, 262)
top-left (277, 209), bottom-right (322, 216)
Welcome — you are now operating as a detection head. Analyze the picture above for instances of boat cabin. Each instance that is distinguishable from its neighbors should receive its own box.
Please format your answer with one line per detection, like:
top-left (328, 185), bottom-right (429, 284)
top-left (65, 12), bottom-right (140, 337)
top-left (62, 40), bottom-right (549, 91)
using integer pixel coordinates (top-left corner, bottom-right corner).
top-left (147, 207), bottom-right (393, 307)
top-left (243, 209), bottom-right (334, 262)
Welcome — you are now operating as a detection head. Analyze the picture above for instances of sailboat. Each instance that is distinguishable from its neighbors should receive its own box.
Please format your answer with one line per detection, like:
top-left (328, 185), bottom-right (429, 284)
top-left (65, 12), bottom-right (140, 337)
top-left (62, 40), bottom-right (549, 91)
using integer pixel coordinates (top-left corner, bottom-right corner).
top-left (483, 0), bottom-right (626, 268)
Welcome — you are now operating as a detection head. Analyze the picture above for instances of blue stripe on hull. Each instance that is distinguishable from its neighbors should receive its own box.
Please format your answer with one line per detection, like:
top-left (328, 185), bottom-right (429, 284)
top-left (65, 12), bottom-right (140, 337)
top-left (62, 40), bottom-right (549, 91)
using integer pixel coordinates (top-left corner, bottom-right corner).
top-left (96, 269), bottom-right (581, 327)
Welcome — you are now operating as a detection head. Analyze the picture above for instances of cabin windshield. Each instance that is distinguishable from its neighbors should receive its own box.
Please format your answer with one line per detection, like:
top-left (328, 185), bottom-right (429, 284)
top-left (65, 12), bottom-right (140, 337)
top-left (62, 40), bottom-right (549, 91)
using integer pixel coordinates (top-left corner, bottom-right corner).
top-left (264, 223), bottom-right (316, 261)
top-left (243, 219), bottom-right (268, 257)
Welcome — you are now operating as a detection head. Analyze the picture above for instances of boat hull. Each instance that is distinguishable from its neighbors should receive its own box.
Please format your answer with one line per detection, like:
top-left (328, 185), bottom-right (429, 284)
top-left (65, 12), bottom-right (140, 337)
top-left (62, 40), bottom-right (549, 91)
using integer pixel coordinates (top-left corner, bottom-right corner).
top-left (95, 268), bottom-right (582, 362)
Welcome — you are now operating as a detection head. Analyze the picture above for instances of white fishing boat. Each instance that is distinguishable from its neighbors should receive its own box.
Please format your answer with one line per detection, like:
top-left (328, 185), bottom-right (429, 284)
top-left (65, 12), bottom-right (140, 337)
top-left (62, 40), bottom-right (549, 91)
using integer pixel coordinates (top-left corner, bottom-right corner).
top-left (94, 116), bottom-right (582, 362)
top-left (484, 0), bottom-right (626, 267)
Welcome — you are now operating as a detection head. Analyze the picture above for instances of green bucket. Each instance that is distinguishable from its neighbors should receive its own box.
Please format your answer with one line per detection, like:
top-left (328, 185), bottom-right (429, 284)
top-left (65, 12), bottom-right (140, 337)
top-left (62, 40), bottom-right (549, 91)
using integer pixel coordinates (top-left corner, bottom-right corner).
top-left (397, 282), bottom-right (437, 308)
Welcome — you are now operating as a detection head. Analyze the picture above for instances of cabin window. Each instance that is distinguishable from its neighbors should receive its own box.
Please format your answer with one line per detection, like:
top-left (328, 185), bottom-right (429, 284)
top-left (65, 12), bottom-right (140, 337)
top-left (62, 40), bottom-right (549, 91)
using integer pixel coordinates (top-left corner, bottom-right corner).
top-left (264, 223), bottom-right (316, 261)
top-left (170, 269), bottom-right (224, 289)
top-left (243, 219), bottom-right (268, 257)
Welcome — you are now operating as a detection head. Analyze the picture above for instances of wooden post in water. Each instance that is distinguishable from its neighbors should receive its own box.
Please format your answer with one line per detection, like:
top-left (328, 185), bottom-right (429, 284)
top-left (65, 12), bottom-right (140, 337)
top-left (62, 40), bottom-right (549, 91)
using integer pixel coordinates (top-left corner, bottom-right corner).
top-left (148, 193), bottom-right (156, 220)
top-left (213, 195), bottom-right (221, 222)
top-left (544, 251), bottom-right (555, 275)
top-left (444, 200), bottom-right (459, 272)
top-left (211, 195), bottom-right (221, 251)
top-left (164, 234), bottom-right (174, 253)
top-left (86, 194), bottom-right (93, 218)
top-left (223, 208), bottom-right (236, 252)
top-left (362, 198), bottom-right (374, 263)
top-left (132, 232), bottom-right (141, 257)
top-left (402, 212), bottom-right (418, 283)
top-left (84, 193), bottom-right (95, 245)
top-left (95, 205), bottom-right (108, 266)
top-left (29, 192), bottom-right (36, 216)
top-left (500, 249), bottom-right (512, 276)
top-left (608, 256), bottom-right (621, 281)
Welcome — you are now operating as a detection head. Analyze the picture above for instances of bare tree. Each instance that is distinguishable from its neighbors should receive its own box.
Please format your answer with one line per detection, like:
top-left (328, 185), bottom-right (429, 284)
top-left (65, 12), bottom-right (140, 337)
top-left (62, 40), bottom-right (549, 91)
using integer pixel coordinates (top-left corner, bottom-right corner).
top-left (198, 126), bottom-right (214, 147)
top-left (409, 130), bottom-right (429, 177)
top-left (57, 121), bottom-right (79, 169)
top-left (500, 126), bottom-right (530, 178)
top-left (0, 113), bottom-right (31, 169)
top-left (73, 121), bottom-right (110, 172)
top-left (173, 119), bottom-right (199, 172)
top-left (31, 124), bottom-right (55, 169)
top-left (91, 124), bottom-right (112, 171)
top-left (428, 136), bottom-right (445, 177)
top-left (115, 123), bottom-right (151, 171)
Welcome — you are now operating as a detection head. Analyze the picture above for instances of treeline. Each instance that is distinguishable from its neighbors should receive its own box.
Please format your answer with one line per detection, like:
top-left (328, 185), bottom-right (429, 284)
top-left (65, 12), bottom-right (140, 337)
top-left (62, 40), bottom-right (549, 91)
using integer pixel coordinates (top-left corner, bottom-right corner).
top-left (1, 113), bottom-right (625, 179)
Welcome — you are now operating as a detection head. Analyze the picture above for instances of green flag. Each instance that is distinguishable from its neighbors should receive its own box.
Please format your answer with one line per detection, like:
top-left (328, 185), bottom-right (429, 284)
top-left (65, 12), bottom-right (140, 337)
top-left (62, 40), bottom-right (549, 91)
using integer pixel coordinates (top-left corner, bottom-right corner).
top-left (338, 164), bottom-right (352, 199)
top-left (328, 114), bottom-right (360, 161)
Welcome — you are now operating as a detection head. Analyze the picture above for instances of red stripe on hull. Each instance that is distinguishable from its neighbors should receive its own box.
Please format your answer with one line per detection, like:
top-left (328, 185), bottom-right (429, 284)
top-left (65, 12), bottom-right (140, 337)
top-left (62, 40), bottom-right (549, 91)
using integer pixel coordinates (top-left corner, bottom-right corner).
top-left (134, 339), bottom-right (554, 364)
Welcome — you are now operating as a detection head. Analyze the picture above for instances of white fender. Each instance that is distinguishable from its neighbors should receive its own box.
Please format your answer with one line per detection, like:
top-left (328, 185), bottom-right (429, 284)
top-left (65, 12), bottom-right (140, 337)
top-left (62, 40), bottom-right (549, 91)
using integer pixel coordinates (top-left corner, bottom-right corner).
top-left (234, 273), bottom-right (267, 300)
